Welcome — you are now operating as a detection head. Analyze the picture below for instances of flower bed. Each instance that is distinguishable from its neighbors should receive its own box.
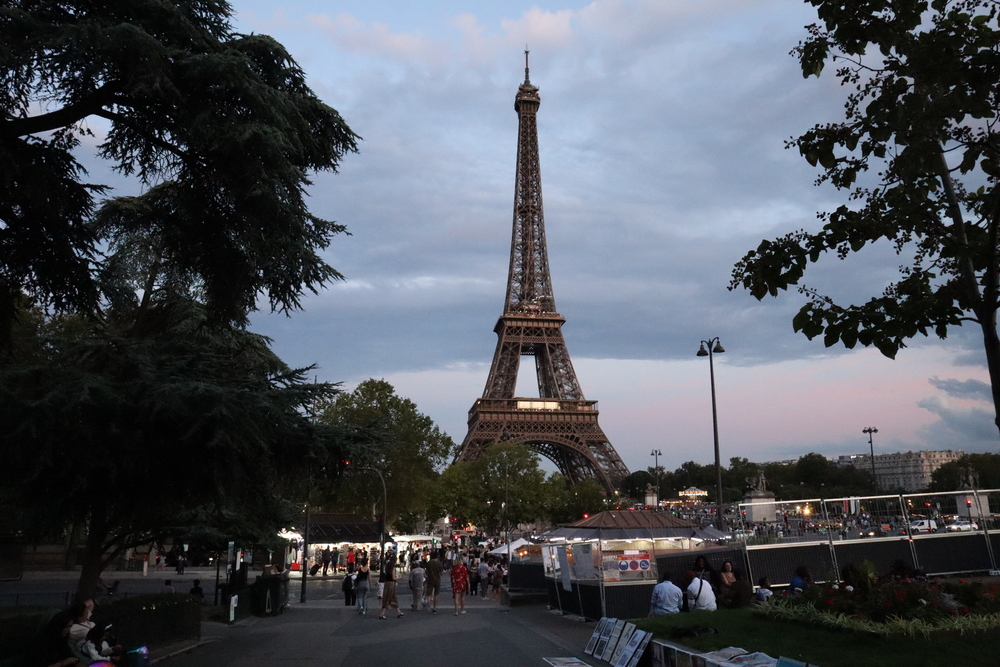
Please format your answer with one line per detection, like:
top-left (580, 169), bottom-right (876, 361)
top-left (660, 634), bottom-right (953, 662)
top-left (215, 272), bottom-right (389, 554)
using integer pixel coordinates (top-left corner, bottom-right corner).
top-left (755, 573), bottom-right (1000, 637)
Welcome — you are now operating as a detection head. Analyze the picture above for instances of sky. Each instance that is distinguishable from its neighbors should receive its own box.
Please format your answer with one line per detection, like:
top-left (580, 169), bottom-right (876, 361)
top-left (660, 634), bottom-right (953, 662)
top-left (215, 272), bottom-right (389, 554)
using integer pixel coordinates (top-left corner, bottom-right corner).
top-left (140, 1), bottom-right (1000, 472)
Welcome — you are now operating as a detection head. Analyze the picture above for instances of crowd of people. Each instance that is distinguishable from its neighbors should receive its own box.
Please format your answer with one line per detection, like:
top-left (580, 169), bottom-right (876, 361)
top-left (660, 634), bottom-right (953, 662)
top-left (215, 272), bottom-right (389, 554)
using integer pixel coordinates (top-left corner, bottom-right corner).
top-left (648, 555), bottom-right (811, 616)
top-left (333, 545), bottom-right (510, 619)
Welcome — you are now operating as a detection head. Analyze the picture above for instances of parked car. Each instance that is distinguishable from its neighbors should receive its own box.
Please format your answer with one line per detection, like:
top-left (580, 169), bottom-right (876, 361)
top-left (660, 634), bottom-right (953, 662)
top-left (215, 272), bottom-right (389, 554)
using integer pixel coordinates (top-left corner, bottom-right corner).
top-left (946, 520), bottom-right (978, 532)
top-left (908, 519), bottom-right (938, 533)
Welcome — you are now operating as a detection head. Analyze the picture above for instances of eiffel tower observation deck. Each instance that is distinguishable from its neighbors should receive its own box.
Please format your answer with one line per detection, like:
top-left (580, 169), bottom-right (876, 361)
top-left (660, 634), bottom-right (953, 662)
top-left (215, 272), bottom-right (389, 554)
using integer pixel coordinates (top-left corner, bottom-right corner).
top-left (454, 55), bottom-right (630, 494)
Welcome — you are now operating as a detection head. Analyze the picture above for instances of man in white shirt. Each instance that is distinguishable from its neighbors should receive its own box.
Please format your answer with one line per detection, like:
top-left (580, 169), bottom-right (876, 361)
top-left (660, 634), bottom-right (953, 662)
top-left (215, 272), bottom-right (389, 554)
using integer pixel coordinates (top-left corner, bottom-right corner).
top-left (649, 572), bottom-right (683, 616)
top-left (684, 570), bottom-right (717, 611)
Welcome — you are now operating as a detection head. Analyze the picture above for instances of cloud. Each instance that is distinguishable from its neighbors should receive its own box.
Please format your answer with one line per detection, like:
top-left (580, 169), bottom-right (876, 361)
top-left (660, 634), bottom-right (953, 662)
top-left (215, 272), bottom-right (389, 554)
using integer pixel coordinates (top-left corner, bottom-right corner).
top-left (917, 395), bottom-right (997, 449)
top-left (204, 1), bottom-right (1000, 465)
top-left (928, 377), bottom-right (992, 402)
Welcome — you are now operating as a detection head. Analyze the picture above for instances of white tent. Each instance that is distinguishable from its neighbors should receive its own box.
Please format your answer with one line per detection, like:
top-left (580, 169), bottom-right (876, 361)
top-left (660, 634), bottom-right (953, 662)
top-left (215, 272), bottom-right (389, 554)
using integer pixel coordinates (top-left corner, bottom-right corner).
top-left (393, 534), bottom-right (436, 543)
top-left (489, 537), bottom-right (531, 555)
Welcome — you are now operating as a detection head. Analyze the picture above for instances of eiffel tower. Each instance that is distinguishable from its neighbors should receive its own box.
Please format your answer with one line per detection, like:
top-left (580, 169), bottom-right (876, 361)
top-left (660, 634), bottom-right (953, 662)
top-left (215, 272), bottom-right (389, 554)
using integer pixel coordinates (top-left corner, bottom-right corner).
top-left (454, 55), bottom-right (630, 494)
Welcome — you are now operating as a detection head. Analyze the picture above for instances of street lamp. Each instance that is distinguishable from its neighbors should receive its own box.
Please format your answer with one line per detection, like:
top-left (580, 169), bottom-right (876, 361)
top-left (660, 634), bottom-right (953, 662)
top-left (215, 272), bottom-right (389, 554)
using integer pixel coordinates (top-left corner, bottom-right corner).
top-left (697, 338), bottom-right (725, 531)
top-left (650, 449), bottom-right (662, 508)
top-left (863, 427), bottom-right (878, 491)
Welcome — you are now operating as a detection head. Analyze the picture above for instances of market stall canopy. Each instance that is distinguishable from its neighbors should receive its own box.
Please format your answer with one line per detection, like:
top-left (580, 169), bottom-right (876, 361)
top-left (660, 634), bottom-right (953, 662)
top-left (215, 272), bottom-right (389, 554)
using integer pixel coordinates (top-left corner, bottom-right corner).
top-left (489, 537), bottom-right (532, 555)
top-left (305, 513), bottom-right (387, 543)
top-left (540, 509), bottom-right (727, 541)
top-left (393, 534), bottom-right (436, 543)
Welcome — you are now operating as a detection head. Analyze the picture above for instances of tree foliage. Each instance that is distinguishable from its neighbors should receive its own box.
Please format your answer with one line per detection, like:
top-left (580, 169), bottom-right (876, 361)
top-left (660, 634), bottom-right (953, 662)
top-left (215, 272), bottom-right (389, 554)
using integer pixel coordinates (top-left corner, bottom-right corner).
top-left (432, 444), bottom-right (552, 535)
top-left (730, 0), bottom-right (1000, 434)
top-left (0, 1), bottom-right (359, 599)
top-left (316, 379), bottom-right (455, 528)
top-left (2, 298), bottom-right (343, 599)
top-left (930, 451), bottom-right (1000, 489)
top-left (0, 0), bottom-right (358, 336)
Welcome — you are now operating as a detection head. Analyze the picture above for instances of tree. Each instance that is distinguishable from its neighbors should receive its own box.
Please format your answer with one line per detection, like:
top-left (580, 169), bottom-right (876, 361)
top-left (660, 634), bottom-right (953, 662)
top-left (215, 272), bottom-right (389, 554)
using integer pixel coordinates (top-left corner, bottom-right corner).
top-left (545, 476), bottom-right (608, 525)
top-left (730, 0), bottom-right (1000, 436)
top-left (0, 0), bottom-right (358, 337)
top-left (431, 444), bottom-right (550, 536)
top-left (316, 379), bottom-right (455, 528)
top-left (618, 470), bottom-right (654, 503)
top-left (930, 452), bottom-right (1000, 489)
top-left (2, 298), bottom-right (343, 600)
top-left (0, 1), bottom-right (359, 599)
top-left (761, 453), bottom-right (874, 500)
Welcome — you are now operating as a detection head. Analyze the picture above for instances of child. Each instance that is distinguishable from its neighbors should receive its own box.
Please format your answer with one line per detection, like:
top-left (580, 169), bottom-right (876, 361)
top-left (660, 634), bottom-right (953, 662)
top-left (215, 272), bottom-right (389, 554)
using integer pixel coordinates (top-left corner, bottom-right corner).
top-left (754, 576), bottom-right (774, 604)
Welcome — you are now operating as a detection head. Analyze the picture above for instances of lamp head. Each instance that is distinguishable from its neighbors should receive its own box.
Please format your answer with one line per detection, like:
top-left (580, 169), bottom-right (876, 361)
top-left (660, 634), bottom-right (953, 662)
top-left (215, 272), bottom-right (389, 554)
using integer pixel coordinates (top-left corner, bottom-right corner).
top-left (713, 342), bottom-right (725, 354)
top-left (697, 344), bottom-right (708, 357)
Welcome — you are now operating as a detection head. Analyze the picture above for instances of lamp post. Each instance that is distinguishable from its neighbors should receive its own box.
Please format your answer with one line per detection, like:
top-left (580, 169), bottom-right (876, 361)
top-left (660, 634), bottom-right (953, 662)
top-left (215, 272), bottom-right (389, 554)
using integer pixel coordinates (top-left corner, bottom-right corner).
top-left (650, 449), bottom-right (662, 508)
top-left (863, 427), bottom-right (879, 491)
top-left (697, 337), bottom-right (725, 531)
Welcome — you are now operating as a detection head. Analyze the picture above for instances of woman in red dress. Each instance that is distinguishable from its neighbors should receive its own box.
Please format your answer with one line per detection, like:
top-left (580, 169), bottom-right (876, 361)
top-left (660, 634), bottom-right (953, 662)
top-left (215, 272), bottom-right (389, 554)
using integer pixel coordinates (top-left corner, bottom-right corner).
top-left (451, 556), bottom-right (469, 616)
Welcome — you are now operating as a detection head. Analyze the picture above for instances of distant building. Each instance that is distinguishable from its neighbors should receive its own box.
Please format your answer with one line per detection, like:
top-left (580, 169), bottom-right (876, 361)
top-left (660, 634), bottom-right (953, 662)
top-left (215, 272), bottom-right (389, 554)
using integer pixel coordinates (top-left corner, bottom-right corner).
top-left (836, 450), bottom-right (964, 492)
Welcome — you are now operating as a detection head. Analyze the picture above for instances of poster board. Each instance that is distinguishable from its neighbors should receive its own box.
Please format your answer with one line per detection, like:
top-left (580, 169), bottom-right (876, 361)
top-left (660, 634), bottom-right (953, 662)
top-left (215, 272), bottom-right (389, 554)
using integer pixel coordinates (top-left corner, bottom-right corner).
top-left (613, 628), bottom-right (647, 667)
top-left (585, 617), bottom-right (612, 656)
top-left (593, 617), bottom-right (618, 658)
top-left (609, 622), bottom-right (636, 666)
top-left (572, 542), bottom-right (599, 580)
top-left (601, 619), bottom-right (627, 662)
top-left (624, 631), bottom-right (652, 667)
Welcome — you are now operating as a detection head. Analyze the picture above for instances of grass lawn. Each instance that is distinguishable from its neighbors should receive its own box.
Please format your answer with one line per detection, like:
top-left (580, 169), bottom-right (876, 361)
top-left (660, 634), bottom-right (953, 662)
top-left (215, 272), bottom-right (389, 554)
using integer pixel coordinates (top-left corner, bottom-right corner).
top-left (632, 608), bottom-right (1000, 667)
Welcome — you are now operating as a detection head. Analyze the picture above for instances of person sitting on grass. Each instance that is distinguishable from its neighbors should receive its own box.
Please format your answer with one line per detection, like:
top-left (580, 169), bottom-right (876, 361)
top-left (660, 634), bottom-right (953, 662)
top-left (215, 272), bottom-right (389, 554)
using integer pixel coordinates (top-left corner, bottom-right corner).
top-left (683, 570), bottom-right (717, 611)
top-left (754, 576), bottom-right (774, 604)
top-left (789, 566), bottom-right (811, 594)
top-left (649, 572), bottom-right (683, 616)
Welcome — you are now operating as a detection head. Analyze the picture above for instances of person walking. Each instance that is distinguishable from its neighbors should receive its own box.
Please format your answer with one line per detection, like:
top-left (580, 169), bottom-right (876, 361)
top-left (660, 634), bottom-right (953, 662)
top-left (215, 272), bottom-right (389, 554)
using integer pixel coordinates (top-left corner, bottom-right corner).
top-left (477, 558), bottom-right (491, 600)
top-left (424, 549), bottom-right (444, 613)
top-left (451, 556), bottom-right (469, 616)
top-left (355, 558), bottom-right (371, 615)
top-left (378, 553), bottom-right (404, 619)
top-left (491, 563), bottom-right (503, 602)
top-left (342, 571), bottom-right (356, 607)
top-left (409, 560), bottom-right (425, 611)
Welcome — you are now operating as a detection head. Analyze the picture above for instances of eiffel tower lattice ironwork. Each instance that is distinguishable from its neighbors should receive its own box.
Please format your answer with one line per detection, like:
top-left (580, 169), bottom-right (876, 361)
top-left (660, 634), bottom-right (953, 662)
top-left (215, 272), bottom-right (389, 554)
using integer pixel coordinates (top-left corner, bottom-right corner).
top-left (454, 56), bottom-right (630, 494)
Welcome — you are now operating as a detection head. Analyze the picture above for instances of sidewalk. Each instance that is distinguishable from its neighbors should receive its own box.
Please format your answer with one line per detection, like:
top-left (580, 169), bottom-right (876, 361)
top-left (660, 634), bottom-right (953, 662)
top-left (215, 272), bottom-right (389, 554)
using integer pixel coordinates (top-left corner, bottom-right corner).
top-left (151, 586), bottom-right (601, 667)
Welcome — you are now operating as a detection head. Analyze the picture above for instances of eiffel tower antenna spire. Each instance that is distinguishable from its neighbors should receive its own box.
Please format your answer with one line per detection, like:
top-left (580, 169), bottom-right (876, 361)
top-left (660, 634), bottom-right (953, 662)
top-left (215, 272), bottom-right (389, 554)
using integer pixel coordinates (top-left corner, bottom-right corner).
top-left (454, 60), bottom-right (630, 494)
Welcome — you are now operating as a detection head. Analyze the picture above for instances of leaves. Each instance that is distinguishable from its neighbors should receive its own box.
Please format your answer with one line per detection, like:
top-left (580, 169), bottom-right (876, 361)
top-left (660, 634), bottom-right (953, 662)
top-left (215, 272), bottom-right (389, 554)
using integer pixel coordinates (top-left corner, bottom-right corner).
top-left (732, 0), bottom-right (1000, 433)
top-left (0, 0), bottom-right (359, 334)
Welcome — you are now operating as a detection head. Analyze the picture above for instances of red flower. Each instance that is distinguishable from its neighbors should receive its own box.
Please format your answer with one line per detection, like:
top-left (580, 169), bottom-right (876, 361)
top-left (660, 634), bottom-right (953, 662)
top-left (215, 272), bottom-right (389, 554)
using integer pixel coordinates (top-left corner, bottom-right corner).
top-left (825, 600), bottom-right (834, 606)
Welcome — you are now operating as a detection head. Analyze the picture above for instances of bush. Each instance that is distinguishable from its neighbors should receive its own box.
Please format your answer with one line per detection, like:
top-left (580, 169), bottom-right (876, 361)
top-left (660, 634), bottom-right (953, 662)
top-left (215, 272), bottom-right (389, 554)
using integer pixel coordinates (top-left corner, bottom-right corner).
top-left (94, 594), bottom-right (201, 650)
top-left (758, 576), bottom-right (1000, 636)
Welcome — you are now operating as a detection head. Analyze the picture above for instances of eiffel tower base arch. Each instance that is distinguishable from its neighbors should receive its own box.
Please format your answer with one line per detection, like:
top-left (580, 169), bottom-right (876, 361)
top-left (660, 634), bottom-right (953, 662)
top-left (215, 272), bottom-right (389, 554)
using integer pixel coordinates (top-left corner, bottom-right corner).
top-left (456, 398), bottom-right (629, 494)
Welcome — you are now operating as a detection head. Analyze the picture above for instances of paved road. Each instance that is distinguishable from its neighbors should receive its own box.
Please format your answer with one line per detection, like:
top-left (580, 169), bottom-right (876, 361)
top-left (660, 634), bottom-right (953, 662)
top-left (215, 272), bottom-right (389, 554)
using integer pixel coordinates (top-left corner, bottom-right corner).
top-left (0, 568), bottom-right (229, 606)
top-left (162, 598), bottom-right (598, 667)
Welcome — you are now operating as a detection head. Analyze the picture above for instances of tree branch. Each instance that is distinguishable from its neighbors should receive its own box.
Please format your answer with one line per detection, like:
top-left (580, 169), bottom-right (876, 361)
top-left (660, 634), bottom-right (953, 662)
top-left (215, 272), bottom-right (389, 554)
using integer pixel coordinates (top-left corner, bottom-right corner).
top-left (0, 85), bottom-right (117, 140)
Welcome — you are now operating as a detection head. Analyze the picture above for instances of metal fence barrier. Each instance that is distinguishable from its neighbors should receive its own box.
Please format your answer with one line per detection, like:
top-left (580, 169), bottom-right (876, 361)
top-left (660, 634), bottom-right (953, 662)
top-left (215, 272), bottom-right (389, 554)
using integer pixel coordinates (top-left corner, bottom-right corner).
top-left (735, 488), bottom-right (999, 586)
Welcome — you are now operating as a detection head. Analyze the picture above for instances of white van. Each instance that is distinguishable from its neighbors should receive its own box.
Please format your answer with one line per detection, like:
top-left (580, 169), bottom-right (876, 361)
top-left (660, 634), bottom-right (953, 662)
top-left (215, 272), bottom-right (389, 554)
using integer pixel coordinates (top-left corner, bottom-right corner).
top-left (909, 519), bottom-right (938, 533)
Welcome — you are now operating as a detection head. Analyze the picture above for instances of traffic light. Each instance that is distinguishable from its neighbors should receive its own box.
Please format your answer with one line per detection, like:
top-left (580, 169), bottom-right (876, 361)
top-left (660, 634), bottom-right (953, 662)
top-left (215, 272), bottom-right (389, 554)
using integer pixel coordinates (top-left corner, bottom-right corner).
top-left (967, 499), bottom-right (972, 507)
